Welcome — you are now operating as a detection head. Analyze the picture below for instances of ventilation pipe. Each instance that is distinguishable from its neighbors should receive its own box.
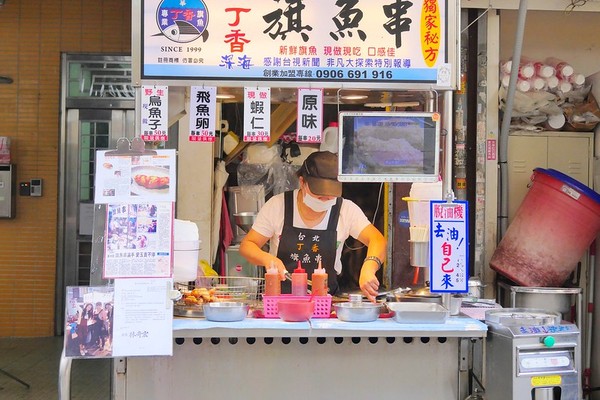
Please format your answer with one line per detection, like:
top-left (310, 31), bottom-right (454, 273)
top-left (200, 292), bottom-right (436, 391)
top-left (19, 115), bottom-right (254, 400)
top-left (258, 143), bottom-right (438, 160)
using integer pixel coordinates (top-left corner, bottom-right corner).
top-left (498, 0), bottom-right (528, 238)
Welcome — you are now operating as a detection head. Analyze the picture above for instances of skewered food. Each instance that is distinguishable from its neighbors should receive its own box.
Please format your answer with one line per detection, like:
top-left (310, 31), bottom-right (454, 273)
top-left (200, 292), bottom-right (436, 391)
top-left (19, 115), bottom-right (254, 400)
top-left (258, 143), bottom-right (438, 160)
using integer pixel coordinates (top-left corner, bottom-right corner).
top-left (133, 174), bottom-right (169, 189)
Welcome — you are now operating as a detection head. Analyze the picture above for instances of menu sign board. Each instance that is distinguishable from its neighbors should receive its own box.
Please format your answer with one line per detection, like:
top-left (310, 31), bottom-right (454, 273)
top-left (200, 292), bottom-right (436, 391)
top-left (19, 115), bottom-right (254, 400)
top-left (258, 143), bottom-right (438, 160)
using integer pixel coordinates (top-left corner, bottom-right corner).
top-left (141, 85), bottom-right (169, 142)
top-left (189, 86), bottom-right (217, 142)
top-left (296, 88), bottom-right (324, 143)
top-left (136, 0), bottom-right (457, 88)
top-left (429, 200), bottom-right (468, 293)
top-left (243, 87), bottom-right (271, 142)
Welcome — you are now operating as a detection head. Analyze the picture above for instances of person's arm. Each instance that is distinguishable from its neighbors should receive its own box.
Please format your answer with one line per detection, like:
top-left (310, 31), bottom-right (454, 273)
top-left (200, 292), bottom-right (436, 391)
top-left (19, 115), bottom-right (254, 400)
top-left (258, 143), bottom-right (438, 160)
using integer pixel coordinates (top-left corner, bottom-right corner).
top-left (356, 224), bottom-right (387, 302)
top-left (239, 229), bottom-right (286, 280)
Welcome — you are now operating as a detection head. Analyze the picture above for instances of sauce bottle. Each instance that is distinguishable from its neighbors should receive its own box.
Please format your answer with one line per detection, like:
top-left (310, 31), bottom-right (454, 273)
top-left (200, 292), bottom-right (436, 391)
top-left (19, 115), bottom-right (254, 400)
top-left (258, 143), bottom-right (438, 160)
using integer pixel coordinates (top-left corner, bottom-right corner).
top-left (291, 261), bottom-right (308, 296)
top-left (311, 260), bottom-right (328, 296)
top-left (265, 262), bottom-right (281, 296)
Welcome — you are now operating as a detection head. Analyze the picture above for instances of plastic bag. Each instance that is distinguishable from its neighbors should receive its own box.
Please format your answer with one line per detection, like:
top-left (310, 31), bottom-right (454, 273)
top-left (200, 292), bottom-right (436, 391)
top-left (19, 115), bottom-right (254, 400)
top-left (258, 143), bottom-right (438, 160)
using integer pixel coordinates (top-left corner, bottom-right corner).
top-left (237, 162), bottom-right (274, 195)
top-left (272, 161), bottom-right (300, 195)
top-left (237, 143), bottom-right (283, 196)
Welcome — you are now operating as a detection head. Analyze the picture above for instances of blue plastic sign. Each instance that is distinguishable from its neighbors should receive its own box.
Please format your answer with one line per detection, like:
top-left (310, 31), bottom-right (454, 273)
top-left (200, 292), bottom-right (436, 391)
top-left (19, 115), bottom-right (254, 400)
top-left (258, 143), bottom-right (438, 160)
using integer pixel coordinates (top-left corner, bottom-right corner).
top-left (429, 200), bottom-right (468, 293)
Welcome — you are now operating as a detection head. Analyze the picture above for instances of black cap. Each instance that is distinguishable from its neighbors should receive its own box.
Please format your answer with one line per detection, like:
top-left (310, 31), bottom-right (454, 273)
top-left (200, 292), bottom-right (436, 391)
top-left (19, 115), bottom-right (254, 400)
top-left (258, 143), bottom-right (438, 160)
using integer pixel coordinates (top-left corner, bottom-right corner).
top-left (301, 151), bottom-right (342, 197)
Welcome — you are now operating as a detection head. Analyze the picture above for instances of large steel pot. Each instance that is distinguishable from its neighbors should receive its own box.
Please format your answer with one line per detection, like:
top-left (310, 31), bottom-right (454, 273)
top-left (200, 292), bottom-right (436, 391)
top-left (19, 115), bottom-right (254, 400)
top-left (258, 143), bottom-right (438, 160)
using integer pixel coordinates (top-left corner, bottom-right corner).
top-left (510, 286), bottom-right (581, 318)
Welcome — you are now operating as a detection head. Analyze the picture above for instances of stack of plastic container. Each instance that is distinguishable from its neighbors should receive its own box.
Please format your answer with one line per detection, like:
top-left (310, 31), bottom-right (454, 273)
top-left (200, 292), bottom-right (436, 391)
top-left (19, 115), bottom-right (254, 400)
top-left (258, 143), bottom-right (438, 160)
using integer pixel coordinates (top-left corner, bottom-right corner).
top-left (500, 57), bottom-right (586, 96)
top-left (173, 219), bottom-right (201, 283)
top-left (403, 181), bottom-right (442, 283)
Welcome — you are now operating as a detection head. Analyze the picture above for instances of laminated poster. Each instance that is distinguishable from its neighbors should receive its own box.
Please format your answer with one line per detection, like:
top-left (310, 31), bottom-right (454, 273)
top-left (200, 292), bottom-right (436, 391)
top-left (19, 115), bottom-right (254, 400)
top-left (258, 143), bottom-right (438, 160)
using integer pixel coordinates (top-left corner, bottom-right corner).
top-left (103, 202), bottom-right (174, 279)
top-left (64, 281), bottom-right (173, 358)
top-left (94, 149), bottom-right (177, 204)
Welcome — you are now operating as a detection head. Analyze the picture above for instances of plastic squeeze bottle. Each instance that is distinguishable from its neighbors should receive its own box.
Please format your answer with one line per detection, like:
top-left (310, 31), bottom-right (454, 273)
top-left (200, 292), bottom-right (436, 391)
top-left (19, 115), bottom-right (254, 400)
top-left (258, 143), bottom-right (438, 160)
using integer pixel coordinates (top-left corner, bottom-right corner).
top-left (291, 261), bottom-right (308, 296)
top-left (265, 262), bottom-right (281, 296)
top-left (312, 260), bottom-right (328, 296)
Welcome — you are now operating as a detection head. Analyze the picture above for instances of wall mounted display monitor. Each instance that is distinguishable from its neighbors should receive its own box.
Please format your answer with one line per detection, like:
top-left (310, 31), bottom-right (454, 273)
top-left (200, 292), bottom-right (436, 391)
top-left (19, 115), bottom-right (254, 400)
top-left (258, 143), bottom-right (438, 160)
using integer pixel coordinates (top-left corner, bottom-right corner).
top-left (338, 111), bottom-right (441, 183)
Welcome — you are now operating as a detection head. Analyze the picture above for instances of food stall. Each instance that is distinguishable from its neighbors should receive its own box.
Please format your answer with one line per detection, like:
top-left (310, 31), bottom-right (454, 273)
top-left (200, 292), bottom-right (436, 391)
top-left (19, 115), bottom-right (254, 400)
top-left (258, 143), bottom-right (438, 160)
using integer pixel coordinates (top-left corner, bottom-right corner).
top-left (114, 316), bottom-right (487, 400)
top-left (58, 1), bottom-right (490, 399)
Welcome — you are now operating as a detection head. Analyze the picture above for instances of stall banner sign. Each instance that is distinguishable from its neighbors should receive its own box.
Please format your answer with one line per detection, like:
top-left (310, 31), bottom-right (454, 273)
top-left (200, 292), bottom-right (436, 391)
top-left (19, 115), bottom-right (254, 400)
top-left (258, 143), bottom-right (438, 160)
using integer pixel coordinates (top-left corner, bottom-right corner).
top-left (141, 85), bottom-right (169, 142)
top-left (189, 86), bottom-right (217, 142)
top-left (243, 87), bottom-right (271, 142)
top-left (103, 202), bottom-right (174, 280)
top-left (429, 200), bottom-right (468, 293)
top-left (139, 0), bottom-right (454, 88)
top-left (296, 88), bottom-right (324, 144)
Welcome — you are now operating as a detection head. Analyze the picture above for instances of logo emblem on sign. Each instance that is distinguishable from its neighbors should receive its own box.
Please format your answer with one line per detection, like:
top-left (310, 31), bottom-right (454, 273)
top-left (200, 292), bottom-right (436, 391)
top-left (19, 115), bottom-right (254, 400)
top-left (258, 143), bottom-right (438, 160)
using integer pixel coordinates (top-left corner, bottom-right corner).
top-left (156, 0), bottom-right (209, 43)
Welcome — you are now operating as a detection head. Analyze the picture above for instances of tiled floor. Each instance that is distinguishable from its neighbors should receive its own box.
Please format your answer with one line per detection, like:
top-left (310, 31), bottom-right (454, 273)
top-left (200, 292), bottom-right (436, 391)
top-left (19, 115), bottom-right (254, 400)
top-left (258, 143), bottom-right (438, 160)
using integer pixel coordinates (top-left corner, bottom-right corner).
top-left (0, 336), bottom-right (111, 400)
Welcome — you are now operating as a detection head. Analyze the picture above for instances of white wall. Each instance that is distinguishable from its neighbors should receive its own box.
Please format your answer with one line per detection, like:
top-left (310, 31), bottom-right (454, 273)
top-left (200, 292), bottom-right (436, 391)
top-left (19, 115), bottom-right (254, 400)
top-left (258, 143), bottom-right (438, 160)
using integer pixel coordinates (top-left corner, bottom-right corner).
top-left (499, 10), bottom-right (600, 76)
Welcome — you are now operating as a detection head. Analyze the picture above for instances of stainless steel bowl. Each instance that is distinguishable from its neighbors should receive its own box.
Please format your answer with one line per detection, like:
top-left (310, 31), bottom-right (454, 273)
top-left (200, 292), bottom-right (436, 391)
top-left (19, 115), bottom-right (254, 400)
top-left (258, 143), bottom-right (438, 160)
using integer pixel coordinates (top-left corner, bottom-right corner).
top-left (334, 302), bottom-right (382, 322)
top-left (203, 302), bottom-right (249, 322)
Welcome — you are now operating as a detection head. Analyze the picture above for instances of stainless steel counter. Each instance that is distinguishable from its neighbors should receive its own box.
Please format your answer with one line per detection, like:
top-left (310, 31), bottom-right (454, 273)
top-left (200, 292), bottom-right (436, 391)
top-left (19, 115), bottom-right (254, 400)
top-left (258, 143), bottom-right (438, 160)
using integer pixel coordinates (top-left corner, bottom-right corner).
top-left (109, 316), bottom-right (486, 400)
top-left (171, 314), bottom-right (488, 337)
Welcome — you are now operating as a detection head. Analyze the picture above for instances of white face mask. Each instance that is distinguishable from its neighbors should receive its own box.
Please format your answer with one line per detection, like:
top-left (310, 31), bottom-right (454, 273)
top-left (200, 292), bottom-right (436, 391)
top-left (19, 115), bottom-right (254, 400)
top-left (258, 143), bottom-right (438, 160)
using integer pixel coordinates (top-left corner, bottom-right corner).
top-left (303, 191), bottom-right (337, 212)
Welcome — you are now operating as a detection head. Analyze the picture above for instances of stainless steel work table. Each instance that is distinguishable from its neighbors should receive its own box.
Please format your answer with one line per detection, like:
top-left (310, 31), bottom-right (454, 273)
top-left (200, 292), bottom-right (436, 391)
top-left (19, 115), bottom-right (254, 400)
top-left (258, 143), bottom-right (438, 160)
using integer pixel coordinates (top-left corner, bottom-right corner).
top-left (108, 315), bottom-right (487, 400)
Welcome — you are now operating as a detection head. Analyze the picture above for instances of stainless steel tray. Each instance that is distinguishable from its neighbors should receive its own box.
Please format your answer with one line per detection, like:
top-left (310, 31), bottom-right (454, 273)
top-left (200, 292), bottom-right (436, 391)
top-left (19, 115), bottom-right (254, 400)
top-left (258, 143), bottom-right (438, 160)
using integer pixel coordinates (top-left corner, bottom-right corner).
top-left (388, 302), bottom-right (449, 324)
top-left (173, 305), bottom-right (205, 318)
top-left (484, 308), bottom-right (561, 326)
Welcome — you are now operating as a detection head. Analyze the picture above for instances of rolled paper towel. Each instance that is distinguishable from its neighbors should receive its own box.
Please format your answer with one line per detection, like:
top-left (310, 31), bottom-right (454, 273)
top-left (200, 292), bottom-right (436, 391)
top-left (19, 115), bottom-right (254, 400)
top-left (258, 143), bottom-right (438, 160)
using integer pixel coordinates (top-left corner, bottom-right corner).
top-left (531, 77), bottom-right (546, 91)
top-left (555, 80), bottom-right (573, 94)
top-left (534, 62), bottom-right (555, 79)
top-left (568, 73), bottom-right (585, 87)
top-left (518, 63), bottom-right (535, 79)
top-left (516, 79), bottom-right (531, 92)
top-left (545, 57), bottom-right (574, 79)
top-left (543, 113), bottom-right (566, 131)
top-left (545, 76), bottom-right (559, 91)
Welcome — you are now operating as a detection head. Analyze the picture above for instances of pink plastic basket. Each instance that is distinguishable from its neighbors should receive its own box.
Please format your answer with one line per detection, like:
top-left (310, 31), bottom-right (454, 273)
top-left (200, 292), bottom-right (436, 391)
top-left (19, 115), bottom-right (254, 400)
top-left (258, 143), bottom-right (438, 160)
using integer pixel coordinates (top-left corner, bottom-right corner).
top-left (263, 295), bottom-right (332, 318)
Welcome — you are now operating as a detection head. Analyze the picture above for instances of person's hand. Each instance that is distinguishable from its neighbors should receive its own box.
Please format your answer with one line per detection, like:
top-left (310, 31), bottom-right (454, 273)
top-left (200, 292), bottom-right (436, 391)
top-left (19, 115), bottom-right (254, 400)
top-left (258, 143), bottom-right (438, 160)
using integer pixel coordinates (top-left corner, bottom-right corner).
top-left (359, 268), bottom-right (380, 303)
top-left (266, 256), bottom-right (287, 281)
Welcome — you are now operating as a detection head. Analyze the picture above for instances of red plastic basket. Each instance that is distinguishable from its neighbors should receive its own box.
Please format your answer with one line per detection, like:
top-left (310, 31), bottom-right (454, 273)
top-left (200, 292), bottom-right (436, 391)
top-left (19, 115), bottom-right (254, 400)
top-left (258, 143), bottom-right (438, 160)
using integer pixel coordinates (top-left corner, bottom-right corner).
top-left (263, 295), bottom-right (332, 318)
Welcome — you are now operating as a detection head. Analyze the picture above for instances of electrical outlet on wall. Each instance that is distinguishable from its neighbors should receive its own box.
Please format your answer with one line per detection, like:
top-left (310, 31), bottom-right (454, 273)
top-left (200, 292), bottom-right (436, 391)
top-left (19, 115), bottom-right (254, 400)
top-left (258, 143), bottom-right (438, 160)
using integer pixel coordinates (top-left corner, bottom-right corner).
top-left (30, 178), bottom-right (42, 196)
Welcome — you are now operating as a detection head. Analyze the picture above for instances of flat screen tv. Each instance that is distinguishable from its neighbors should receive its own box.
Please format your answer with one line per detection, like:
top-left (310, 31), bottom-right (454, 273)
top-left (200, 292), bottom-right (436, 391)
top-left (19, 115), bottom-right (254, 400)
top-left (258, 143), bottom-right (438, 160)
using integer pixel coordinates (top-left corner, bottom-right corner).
top-left (338, 111), bottom-right (441, 183)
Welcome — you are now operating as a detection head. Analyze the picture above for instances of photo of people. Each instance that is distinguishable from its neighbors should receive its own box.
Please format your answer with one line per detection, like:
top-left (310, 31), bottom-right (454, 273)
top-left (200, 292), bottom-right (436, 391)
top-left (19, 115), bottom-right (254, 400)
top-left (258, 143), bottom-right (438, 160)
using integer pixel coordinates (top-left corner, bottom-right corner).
top-left (64, 286), bottom-right (114, 358)
top-left (103, 202), bottom-right (173, 279)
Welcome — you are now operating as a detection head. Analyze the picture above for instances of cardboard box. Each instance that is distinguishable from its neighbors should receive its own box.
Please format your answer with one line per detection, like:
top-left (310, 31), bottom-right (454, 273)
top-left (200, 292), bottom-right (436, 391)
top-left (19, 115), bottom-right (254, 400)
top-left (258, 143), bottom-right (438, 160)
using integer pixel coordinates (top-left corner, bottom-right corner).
top-left (564, 93), bottom-right (600, 131)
